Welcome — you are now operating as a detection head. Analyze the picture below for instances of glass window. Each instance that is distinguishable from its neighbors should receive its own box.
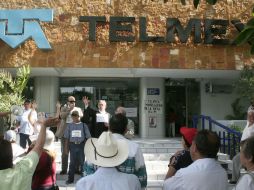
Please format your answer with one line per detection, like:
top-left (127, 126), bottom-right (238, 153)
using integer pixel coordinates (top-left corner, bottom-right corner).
top-left (59, 78), bottom-right (139, 134)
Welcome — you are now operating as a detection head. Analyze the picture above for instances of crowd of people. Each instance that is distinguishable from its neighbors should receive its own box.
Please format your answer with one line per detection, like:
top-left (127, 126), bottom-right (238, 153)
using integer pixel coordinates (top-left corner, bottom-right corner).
top-left (0, 96), bottom-right (254, 190)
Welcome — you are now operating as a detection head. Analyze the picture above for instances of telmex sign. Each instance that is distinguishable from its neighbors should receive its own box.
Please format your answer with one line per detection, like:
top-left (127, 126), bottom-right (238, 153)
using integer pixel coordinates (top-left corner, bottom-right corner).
top-left (0, 9), bottom-right (245, 50)
top-left (80, 16), bottom-right (244, 45)
top-left (0, 9), bottom-right (53, 49)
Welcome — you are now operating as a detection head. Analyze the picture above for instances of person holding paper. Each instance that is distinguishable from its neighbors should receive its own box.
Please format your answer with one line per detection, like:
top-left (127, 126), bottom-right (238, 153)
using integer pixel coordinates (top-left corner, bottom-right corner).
top-left (94, 100), bottom-right (111, 138)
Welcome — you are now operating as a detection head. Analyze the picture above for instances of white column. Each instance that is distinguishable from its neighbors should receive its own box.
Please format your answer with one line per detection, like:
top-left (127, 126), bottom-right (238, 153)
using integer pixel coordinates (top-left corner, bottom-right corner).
top-left (139, 78), bottom-right (165, 138)
top-left (34, 77), bottom-right (59, 115)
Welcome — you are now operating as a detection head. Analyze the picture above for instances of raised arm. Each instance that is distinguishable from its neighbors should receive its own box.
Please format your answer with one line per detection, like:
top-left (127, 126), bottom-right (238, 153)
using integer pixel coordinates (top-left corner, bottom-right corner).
top-left (32, 118), bottom-right (59, 156)
top-left (0, 111), bottom-right (11, 117)
top-left (55, 101), bottom-right (61, 119)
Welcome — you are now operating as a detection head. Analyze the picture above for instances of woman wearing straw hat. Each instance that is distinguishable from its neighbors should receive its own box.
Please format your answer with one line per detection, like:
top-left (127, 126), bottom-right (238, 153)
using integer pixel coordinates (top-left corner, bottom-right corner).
top-left (0, 117), bottom-right (59, 190)
top-left (30, 130), bottom-right (57, 190)
top-left (76, 131), bottom-right (141, 190)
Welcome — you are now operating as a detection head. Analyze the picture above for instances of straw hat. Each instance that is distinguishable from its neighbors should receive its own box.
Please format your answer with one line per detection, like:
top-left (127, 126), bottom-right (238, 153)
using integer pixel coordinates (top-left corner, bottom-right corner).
top-left (43, 130), bottom-right (55, 151)
top-left (29, 130), bottom-right (55, 151)
top-left (85, 131), bottom-right (129, 167)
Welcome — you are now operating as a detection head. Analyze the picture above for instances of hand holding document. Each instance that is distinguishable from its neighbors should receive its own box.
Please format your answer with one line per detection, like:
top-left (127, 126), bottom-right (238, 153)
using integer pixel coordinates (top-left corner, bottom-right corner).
top-left (96, 113), bottom-right (109, 123)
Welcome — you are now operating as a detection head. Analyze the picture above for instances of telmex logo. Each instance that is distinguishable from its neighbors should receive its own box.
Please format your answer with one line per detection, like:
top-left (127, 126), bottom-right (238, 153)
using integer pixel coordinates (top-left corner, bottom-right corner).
top-left (0, 9), bottom-right (53, 50)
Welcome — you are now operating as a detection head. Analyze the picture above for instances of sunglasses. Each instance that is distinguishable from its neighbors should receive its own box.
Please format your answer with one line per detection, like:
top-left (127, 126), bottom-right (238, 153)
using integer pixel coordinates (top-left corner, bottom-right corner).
top-left (68, 100), bottom-right (76, 103)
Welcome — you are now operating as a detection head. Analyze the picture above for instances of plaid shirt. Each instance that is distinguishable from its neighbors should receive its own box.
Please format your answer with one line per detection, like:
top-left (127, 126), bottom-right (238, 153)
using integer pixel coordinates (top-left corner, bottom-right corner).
top-left (84, 134), bottom-right (147, 188)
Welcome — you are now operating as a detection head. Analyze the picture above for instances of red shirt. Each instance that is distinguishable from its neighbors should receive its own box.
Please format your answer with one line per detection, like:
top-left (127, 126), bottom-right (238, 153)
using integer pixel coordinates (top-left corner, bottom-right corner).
top-left (31, 151), bottom-right (56, 189)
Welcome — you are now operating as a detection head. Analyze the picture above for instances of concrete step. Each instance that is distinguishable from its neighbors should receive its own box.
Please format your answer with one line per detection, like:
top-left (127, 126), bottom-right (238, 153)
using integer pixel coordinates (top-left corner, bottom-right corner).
top-left (133, 138), bottom-right (183, 154)
top-left (53, 139), bottom-right (237, 190)
top-left (141, 147), bottom-right (182, 154)
top-left (146, 160), bottom-right (169, 170)
top-left (134, 138), bottom-right (182, 148)
top-left (147, 180), bottom-right (164, 190)
top-left (144, 153), bottom-right (172, 161)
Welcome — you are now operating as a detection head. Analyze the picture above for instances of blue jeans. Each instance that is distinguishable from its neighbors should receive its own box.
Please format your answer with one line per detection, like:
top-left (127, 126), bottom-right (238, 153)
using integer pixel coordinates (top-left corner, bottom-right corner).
top-left (19, 133), bottom-right (31, 149)
top-left (68, 142), bottom-right (85, 181)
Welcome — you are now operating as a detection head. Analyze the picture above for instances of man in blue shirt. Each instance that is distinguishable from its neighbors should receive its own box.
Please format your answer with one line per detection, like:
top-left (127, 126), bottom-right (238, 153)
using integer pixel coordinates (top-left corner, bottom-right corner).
top-left (64, 111), bottom-right (91, 184)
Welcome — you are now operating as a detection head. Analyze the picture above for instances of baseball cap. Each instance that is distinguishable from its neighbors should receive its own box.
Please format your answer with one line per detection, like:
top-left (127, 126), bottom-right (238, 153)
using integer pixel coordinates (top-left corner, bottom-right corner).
top-left (4, 130), bottom-right (17, 142)
top-left (71, 110), bottom-right (80, 117)
top-left (180, 127), bottom-right (197, 145)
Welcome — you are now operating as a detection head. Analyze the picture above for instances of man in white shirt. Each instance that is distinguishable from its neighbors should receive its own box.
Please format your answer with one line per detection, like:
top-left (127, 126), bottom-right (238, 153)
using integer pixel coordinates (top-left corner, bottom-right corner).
top-left (60, 96), bottom-right (83, 175)
top-left (76, 131), bottom-right (141, 190)
top-left (163, 130), bottom-right (228, 190)
top-left (65, 96), bottom-right (83, 124)
top-left (231, 109), bottom-right (254, 182)
top-left (17, 99), bottom-right (37, 149)
top-left (0, 117), bottom-right (59, 190)
top-left (94, 100), bottom-right (111, 138)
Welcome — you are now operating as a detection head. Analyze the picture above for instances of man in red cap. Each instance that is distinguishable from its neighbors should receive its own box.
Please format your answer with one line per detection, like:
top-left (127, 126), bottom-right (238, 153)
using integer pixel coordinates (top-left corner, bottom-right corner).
top-left (165, 126), bottom-right (197, 179)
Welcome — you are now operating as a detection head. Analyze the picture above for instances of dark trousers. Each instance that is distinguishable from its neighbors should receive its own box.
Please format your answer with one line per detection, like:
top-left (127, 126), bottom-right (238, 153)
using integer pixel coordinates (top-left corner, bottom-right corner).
top-left (68, 142), bottom-right (85, 181)
top-left (61, 138), bottom-right (69, 173)
top-left (19, 133), bottom-right (31, 149)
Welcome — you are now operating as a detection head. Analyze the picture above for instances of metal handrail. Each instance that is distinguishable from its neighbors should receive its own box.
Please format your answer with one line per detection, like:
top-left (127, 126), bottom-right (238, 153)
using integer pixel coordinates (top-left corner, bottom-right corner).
top-left (192, 115), bottom-right (242, 158)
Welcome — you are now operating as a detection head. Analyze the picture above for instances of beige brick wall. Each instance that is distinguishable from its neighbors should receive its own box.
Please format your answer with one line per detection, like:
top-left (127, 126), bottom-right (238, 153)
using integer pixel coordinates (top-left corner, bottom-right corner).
top-left (0, 0), bottom-right (253, 69)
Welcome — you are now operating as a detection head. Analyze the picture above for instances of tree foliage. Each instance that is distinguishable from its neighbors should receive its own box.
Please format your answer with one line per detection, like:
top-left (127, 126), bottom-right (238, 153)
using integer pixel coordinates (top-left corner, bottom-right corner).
top-left (234, 65), bottom-right (254, 102)
top-left (233, 8), bottom-right (254, 54)
top-left (0, 65), bottom-right (30, 112)
top-left (225, 98), bottom-right (246, 120)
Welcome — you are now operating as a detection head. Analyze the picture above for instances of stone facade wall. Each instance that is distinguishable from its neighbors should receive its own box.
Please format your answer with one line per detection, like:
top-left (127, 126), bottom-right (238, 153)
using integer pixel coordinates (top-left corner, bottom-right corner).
top-left (0, 0), bottom-right (253, 69)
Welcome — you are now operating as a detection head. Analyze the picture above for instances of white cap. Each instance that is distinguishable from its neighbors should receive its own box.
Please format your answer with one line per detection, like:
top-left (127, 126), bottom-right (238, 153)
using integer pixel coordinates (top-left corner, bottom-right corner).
top-left (4, 130), bottom-right (16, 142)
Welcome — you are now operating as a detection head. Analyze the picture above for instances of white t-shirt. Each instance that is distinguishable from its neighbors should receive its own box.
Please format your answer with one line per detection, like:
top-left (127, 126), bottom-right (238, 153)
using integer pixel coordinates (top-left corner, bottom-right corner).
top-left (234, 172), bottom-right (254, 190)
top-left (163, 158), bottom-right (228, 190)
top-left (241, 123), bottom-right (254, 141)
top-left (12, 143), bottom-right (25, 164)
top-left (17, 109), bottom-right (37, 135)
top-left (76, 167), bottom-right (141, 190)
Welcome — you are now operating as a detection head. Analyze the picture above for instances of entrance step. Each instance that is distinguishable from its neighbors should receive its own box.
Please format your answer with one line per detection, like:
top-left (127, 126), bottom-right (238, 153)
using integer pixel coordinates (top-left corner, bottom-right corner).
top-left (147, 180), bottom-right (163, 190)
top-left (54, 138), bottom-right (235, 189)
top-left (133, 138), bottom-right (182, 154)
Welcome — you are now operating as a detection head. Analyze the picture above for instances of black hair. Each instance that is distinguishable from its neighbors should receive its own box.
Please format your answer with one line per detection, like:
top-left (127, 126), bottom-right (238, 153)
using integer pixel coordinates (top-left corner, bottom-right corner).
top-left (24, 99), bottom-right (31, 103)
top-left (0, 139), bottom-right (13, 170)
top-left (182, 136), bottom-right (191, 148)
top-left (194, 130), bottom-right (220, 159)
top-left (109, 114), bottom-right (128, 135)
